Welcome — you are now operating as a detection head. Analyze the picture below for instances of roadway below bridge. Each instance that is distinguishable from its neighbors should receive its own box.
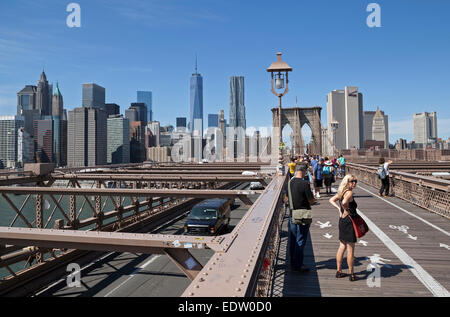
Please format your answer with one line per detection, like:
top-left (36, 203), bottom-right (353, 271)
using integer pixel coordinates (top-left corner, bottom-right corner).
top-left (271, 181), bottom-right (450, 297)
top-left (34, 183), bottom-right (256, 297)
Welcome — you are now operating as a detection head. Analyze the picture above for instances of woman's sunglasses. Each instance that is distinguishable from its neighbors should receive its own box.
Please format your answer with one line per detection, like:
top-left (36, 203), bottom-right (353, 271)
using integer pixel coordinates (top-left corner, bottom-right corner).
top-left (350, 180), bottom-right (358, 184)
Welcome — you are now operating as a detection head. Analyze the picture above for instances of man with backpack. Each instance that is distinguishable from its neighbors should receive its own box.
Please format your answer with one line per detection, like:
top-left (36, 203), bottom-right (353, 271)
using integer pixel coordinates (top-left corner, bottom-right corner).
top-left (378, 157), bottom-right (393, 197)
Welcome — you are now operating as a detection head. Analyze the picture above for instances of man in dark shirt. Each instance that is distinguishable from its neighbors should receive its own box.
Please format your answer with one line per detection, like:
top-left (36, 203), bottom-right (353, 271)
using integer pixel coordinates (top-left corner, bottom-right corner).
top-left (288, 163), bottom-right (315, 273)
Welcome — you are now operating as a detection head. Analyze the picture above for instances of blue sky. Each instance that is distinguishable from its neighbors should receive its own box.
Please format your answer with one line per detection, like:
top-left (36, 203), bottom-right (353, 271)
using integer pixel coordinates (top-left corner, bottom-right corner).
top-left (1, 0), bottom-right (449, 144)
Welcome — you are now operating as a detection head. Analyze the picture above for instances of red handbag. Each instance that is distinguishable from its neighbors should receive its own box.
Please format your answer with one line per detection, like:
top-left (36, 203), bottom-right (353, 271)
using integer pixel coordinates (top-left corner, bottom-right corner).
top-left (349, 214), bottom-right (369, 238)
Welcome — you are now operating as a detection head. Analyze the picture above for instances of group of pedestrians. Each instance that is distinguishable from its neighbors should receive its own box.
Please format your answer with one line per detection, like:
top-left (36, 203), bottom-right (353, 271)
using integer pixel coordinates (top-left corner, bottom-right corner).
top-left (286, 153), bottom-right (376, 282)
top-left (287, 154), bottom-right (347, 198)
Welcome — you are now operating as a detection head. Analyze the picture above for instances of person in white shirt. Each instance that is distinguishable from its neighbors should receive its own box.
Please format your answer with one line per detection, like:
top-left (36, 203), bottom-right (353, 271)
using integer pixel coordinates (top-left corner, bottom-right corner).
top-left (378, 157), bottom-right (393, 197)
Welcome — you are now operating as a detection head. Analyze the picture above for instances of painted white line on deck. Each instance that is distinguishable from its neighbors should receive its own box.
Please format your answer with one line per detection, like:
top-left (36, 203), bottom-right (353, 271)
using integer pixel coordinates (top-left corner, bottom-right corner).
top-left (358, 185), bottom-right (450, 237)
top-left (34, 251), bottom-right (115, 296)
top-left (103, 255), bottom-right (161, 297)
top-left (357, 208), bottom-right (450, 297)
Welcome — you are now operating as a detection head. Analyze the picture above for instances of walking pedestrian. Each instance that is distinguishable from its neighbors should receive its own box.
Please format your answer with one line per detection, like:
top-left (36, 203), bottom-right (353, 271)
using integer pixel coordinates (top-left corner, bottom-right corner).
top-left (313, 158), bottom-right (324, 198)
top-left (288, 157), bottom-right (296, 179)
top-left (323, 160), bottom-right (335, 196)
top-left (337, 154), bottom-right (346, 178)
top-left (378, 157), bottom-right (393, 197)
top-left (329, 175), bottom-right (360, 281)
top-left (287, 163), bottom-right (316, 273)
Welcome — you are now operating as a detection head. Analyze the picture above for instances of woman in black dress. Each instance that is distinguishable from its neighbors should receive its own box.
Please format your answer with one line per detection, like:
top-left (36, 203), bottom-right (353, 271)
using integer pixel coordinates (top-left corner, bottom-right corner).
top-left (329, 175), bottom-right (359, 281)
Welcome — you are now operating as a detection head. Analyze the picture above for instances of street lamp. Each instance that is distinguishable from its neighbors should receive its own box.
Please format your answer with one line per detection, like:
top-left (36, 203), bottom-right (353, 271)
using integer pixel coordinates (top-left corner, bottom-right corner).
top-left (267, 52), bottom-right (292, 174)
top-left (330, 120), bottom-right (339, 157)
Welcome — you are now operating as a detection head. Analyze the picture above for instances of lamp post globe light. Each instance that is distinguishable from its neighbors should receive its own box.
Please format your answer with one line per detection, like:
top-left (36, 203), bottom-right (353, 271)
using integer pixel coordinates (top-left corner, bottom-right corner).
top-left (267, 52), bottom-right (292, 174)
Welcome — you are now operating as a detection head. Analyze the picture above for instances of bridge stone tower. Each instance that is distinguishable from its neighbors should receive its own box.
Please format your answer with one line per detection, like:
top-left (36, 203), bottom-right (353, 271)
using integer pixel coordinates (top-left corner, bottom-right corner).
top-left (272, 107), bottom-right (322, 156)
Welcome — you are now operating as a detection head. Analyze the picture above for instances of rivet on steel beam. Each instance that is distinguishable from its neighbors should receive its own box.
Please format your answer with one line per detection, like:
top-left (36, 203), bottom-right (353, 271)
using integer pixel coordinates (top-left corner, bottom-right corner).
top-left (189, 292), bottom-right (194, 296)
top-left (235, 288), bottom-right (241, 292)
top-left (241, 275), bottom-right (247, 278)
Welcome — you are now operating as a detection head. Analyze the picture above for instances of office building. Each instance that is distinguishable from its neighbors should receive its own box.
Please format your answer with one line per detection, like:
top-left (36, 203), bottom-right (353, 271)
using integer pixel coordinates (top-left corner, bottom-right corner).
top-left (18, 127), bottom-right (34, 165)
top-left (414, 112), bottom-right (438, 144)
top-left (129, 121), bottom-right (146, 163)
top-left (229, 76), bottom-right (246, 130)
top-left (0, 116), bottom-right (24, 169)
top-left (137, 91), bottom-right (152, 122)
top-left (147, 121), bottom-right (160, 147)
top-left (36, 71), bottom-right (51, 116)
top-left (34, 119), bottom-right (54, 163)
top-left (51, 82), bottom-right (64, 119)
top-left (107, 115), bottom-right (130, 164)
top-left (105, 103), bottom-right (120, 117)
top-left (68, 107), bottom-right (107, 167)
top-left (176, 117), bottom-right (187, 130)
top-left (208, 114), bottom-right (219, 128)
top-left (126, 103), bottom-right (147, 125)
top-left (82, 83), bottom-right (106, 109)
top-left (327, 86), bottom-right (364, 150)
top-left (147, 146), bottom-right (171, 163)
top-left (363, 108), bottom-right (389, 149)
top-left (17, 85), bottom-right (37, 114)
top-left (371, 107), bottom-right (389, 148)
top-left (189, 58), bottom-right (203, 136)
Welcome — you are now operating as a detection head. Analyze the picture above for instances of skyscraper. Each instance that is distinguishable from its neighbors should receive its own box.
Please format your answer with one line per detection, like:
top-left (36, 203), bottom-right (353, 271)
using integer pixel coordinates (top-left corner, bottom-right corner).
top-left (127, 103), bottom-right (147, 125)
top-left (190, 57), bottom-right (203, 136)
top-left (229, 76), bottom-right (246, 131)
top-left (372, 107), bottom-right (389, 148)
top-left (327, 86), bottom-right (364, 150)
top-left (414, 112), bottom-right (438, 144)
top-left (36, 70), bottom-right (51, 116)
top-left (105, 103), bottom-right (120, 117)
top-left (137, 91), bottom-right (152, 122)
top-left (176, 117), bottom-right (187, 130)
top-left (208, 114), bottom-right (219, 128)
top-left (17, 85), bottom-right (37, 114)
top-left (52, 82), bottom-right (63, 118)
top-left (0, 116), bottom-right (24, 169)
top-left (107, 115), bottom-right (130, 164)
top-left (68, 107), bottom-right (107, 167)
top-left (18, 127), bottom-right (34, 165)
top-left (34, 119), bottom-right (54, 163)
top-left (364, 108), bottom-right (389, 149)
top-left (82, 83), bottom-right (106, 110)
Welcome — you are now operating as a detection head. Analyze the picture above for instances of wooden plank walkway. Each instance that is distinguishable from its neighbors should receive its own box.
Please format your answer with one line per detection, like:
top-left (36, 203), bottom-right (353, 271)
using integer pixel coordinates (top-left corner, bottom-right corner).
top-left (271, 181), bottom-right (450, 297)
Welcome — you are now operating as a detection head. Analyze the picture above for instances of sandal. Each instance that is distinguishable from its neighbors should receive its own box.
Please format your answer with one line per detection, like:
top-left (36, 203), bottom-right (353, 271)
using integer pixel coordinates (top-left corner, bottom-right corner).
top-left (349, 273), bottom-right (358, 281)
top-left (335, 271), bottom-right (346, 278)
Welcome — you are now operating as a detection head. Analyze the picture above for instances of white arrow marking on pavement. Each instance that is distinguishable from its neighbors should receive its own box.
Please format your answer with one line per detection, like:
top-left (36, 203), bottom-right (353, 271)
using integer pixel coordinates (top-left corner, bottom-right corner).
top-left (316, 221), bottom-right (332, 229)
top-left (440, 243), bottom-right (450, 250)
top-left (408, 234), bottom-right (418, 241)
top-left (359, 240), bottom-right (368, 246)
top-left (323, 233), bottom-right (333, 239)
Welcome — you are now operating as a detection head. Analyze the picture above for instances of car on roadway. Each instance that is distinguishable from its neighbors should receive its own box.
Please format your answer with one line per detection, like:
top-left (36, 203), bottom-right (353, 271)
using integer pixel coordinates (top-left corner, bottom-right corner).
top-left (184, 198), bottom-right (233, 235)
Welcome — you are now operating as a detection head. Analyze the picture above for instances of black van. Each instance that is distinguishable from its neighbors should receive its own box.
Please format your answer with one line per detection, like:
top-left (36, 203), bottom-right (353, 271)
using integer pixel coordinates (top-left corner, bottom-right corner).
top-left (184, 198), bottom-right (232, 235)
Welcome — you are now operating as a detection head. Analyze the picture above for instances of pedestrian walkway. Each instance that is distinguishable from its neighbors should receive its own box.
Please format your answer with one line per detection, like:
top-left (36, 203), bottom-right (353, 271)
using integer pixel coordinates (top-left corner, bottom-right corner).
top-left (271, 182), bottom-right (450, 297)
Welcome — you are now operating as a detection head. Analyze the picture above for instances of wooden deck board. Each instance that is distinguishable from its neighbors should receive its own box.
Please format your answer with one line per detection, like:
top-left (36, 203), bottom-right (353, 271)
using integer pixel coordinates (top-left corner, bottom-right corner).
top-left (271, 182), bottom-right (450, 297)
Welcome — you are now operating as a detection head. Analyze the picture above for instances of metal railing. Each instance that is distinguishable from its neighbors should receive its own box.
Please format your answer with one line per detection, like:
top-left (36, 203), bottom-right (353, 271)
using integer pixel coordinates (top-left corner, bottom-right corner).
top-left (347, 163), bottom-right (450, 219)
top-left (182, 173), bottom-right (287, 297)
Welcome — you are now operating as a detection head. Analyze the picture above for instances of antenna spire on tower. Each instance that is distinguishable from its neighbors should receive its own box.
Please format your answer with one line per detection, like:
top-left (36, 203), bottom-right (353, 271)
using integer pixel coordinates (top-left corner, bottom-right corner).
top-left (195, 54), bottom-right (198, 74)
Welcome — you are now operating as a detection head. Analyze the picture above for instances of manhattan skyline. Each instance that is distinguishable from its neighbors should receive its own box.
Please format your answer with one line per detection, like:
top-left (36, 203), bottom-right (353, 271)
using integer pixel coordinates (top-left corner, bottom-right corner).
top-left (1, 0), bottom-right (449, 144)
